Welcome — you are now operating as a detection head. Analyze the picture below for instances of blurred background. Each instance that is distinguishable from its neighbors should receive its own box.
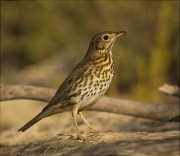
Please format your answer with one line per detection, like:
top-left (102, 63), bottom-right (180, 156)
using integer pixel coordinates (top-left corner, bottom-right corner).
top-left (1, 1), bottom-right (179, 103)
top-left (1, 1), bottom-right (180, 149)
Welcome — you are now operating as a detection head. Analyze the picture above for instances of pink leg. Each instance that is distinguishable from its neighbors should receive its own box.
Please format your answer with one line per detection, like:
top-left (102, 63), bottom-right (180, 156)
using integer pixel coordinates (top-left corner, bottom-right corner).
top-left (72, 110), bottom-right (85, 140)
top-left (78, 112), bottom-right (98, 133)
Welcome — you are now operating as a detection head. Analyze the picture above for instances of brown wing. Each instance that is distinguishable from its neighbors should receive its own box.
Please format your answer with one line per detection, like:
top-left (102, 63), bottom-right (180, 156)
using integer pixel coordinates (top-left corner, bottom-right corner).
top-left (43, 58), bottom-right (91, 110)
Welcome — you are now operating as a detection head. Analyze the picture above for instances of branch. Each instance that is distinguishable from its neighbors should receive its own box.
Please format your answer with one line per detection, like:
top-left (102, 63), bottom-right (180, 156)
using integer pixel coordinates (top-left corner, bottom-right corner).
top-left (1, 85), bottom-right (179, 122)
top-left (158, 84), bottom-right (180, 97)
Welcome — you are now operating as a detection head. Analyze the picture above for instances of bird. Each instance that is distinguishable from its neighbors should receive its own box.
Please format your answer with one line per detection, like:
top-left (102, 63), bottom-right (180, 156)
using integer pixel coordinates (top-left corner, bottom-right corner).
top-left (18, 31), bottom-right (126, 140)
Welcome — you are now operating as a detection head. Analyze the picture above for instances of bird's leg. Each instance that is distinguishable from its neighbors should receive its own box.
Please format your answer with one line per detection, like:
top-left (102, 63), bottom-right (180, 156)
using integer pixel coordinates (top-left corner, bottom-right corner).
top-left (78, 112), bottom-right (98, 133)
top-left (72, 109), bottom-right (85, 140)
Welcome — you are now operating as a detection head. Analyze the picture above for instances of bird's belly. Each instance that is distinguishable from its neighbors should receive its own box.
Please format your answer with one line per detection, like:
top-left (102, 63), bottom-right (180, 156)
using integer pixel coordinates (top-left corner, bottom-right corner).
top-left (79, 92), bottom-right (103, 109)
top-left (76, 77), bottom-right (112, 109)
top-left (64, 69), bottom-right (113, 110)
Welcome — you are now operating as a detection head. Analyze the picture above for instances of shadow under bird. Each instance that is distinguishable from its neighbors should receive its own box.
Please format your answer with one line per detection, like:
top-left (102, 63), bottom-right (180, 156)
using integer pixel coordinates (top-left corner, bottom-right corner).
top-left (19, 31), bottom-right (127, 140)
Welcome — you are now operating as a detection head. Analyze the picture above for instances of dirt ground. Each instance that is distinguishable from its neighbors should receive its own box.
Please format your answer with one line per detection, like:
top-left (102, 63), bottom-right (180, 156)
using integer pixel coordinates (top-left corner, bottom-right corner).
top-left (0, 100), bottom-right (179, 156)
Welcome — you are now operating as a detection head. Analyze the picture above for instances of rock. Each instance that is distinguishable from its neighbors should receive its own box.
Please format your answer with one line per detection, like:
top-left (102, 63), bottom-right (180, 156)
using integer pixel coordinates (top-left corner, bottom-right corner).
top-left (14, 131), bottom-right (179, 156)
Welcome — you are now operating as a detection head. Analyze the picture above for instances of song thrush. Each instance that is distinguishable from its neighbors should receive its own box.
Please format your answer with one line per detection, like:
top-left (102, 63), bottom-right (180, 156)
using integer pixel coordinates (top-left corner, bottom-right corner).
top-left (19, 31), bottom-right (126, 140)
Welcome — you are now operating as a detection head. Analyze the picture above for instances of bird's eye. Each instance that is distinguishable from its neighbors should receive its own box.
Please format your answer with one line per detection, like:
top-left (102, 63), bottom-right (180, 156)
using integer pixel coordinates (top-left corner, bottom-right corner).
top-left (103, 35), bottom-right (109, 40)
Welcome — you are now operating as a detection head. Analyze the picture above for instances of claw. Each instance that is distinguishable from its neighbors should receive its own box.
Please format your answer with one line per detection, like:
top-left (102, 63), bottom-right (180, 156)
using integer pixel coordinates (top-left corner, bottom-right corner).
top-left (77, 134), bottom-right (86, 141)
top-left (89, 127), bottom-right (98, 133)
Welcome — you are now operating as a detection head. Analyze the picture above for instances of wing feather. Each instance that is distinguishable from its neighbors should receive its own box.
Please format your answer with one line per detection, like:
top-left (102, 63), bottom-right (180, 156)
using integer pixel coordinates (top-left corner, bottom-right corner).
top-left (43, 58), bottom-right (91, 110)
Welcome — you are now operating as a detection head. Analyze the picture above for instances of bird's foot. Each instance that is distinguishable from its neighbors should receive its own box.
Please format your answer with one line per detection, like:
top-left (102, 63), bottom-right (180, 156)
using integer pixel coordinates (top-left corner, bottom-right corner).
top-left (82, 127), bottom-right (98, 134)
top-left (83, 128), bottom-right (110, 134)
top-left (89, 127), bottom-right (98, 133)
top-left (77, 134), bottom-right (86, 141)
top-left (69, 133), bottom-right (86, 141)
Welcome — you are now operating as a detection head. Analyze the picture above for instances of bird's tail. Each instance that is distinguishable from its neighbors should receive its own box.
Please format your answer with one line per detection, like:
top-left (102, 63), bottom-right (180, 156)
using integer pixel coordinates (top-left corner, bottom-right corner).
top-left (18, 112), bottom-right (47, 132)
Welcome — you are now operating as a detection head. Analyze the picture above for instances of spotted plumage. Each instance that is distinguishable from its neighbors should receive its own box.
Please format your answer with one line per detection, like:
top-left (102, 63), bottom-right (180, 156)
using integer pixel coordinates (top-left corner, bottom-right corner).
top-left (18, 31), bottom-right (126, 140)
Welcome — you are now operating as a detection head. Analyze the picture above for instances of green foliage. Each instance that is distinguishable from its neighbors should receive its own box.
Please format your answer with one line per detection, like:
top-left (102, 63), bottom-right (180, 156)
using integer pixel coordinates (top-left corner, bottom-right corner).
top-left (1, 1), bottom-right (179, 102)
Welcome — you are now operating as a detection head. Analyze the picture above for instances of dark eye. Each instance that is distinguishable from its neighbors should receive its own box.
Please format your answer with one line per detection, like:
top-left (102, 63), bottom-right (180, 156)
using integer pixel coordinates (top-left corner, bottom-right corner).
top-left (103, 35), bottom-right (109, 40)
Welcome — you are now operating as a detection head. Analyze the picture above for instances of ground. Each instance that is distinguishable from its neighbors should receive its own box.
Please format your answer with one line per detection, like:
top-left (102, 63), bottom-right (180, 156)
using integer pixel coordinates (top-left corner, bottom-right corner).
top-left (0, 100), bottom-right (179, 156)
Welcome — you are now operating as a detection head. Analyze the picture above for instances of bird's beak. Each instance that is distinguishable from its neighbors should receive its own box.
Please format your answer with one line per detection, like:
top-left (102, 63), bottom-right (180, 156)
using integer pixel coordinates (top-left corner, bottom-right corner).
top-left (115, 31), bottom-right (127, 38)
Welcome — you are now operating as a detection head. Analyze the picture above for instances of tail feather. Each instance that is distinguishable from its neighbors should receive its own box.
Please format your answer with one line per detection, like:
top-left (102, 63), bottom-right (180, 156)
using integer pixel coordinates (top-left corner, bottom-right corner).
top-left (18, 112), bottom-right (46, 132)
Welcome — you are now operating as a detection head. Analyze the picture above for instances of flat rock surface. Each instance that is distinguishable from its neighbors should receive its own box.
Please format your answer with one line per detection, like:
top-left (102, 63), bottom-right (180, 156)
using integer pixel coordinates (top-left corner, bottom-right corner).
top-left (1, 100), bottom-right (180, 156)
top-left (15, 131), bottom-right (179, 156)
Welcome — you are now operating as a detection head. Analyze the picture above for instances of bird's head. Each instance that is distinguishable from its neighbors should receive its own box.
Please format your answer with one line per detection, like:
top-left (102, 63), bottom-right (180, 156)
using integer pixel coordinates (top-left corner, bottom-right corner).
top-left (85, 31), bottom-right (126, 59)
